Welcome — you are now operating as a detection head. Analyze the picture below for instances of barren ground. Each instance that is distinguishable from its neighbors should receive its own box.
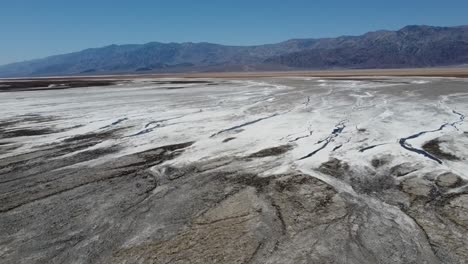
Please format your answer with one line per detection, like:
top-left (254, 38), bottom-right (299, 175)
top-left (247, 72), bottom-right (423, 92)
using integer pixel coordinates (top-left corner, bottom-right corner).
top-left (1, 74), bottom-right (468, 263)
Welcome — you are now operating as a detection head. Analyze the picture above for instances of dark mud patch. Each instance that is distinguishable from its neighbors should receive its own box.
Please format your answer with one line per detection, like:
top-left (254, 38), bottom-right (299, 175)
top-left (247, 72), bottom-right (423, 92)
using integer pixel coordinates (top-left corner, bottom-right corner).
top-left (116, 142), bottom-right (194, 170)
top-left (0, 120), bottom-right (22, 129)
top-left (57, 146), bottom-right (123, 167)
top-left (350, 170), bottom-right (396, 195)
top-left (319, 159), bottom-right (395, 194)
top-left (1, 128), bottom-right (56, 138)
top-left (227, 173), bottom-right (275, 192)
top-left (422, 139), bottom-right (460, 161)
top-left (223, 172), bottom-right (317, 194)
top-left (317, 158), bottom-right (349, 179)
top-left (390, 163), bottom-right (419, 177)
top-left (399, 177), bottom-right (439, 200)
top-left (325, 78), bottom-right (412, 85)
top-left (0, 141), bottom-right (193, 187)
top-left (0, 142), bottom-right (22, 155)
top-left (63, 127), bottom-right (126, 143)
top-left (222, 137), bottom-right (236, 143)
top-left (1, 125), bottom-right (81, 140)
top-left (0, 144), bottom-right (122, 185)
top-left (0, 80), bottom-right (118, 92)
top-left (53, 141), bottom-right (107, 157)
top-left (247, 145), bottom-right (292, 158)
top-left (0, 114), bottom-right (56, 129)
top-left (161, 165), bottom-right (200, 181)
top-left (371, 158), bottom-right (389, 168)
top-left (0, 128), bottom-right (128, 177)
top-left (0, 79), bottom-right (116, 92)
top-left (0, 114), bottom-right (61, 138)
top-left (0, 146), bottom-right (123, 213)
top-left (151, 80), bottom-right (213, 85)
top-left (435, 172), bottom-right (464, 188)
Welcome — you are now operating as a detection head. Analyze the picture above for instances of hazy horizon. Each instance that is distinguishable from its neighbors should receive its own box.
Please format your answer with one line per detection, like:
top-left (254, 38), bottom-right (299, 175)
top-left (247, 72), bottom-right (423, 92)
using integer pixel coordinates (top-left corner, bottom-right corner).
top-left (3, 23), bottom-right (468, 67)
top-left (1, 0), bottom-right (468, 65)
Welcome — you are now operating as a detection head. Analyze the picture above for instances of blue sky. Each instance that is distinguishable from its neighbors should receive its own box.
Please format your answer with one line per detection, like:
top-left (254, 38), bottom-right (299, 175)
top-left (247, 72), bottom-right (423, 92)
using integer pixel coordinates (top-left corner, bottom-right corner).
top-left (1, 0), bottom-right (468, 65)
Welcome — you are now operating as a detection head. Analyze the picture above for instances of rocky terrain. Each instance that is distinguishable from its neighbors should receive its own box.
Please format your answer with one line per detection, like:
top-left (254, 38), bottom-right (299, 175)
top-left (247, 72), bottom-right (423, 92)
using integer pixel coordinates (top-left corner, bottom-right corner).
top-left (0, 77), bottom-right (468, 263)
top-left (1, 25), bottom-right (468, 77)
top-left (266, 25), bottom-right (468, 69)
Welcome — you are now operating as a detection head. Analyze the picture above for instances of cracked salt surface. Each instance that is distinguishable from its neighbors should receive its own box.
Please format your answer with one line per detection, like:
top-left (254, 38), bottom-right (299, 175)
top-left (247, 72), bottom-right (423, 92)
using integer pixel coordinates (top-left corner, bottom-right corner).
top-left (2, 76), bottom-right (468, 263)
top-left (1, 77), bottom-right (467, 177)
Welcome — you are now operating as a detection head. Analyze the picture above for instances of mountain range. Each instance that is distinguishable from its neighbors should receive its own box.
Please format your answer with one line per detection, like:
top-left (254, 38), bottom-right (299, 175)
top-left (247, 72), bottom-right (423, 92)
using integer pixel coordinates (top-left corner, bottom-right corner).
top-left (1, 25), bottom-right (468, 77)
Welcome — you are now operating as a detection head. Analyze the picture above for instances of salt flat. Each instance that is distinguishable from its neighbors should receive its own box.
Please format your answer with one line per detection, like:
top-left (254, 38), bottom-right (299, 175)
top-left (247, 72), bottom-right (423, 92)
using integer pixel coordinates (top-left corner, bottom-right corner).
top-left (0, 77), bottom-right (467, 263)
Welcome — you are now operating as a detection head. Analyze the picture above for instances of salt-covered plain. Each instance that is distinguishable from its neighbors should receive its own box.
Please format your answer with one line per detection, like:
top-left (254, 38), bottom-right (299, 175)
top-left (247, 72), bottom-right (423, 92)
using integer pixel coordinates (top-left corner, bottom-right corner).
top-left (1, 77), bottom-right (468, 263)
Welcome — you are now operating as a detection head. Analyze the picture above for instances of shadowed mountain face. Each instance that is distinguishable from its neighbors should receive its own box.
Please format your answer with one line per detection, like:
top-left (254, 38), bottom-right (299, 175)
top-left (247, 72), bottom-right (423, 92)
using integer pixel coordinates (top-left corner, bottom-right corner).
top-left (1, 25), bottom-right (468, 77)
top-left (266, 25), bottom-right (468, 69)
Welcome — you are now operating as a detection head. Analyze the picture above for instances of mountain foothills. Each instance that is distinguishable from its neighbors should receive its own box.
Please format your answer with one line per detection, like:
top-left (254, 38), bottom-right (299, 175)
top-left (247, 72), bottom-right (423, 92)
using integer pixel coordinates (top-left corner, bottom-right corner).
top-left (1, 25), bottom-right (468, 77)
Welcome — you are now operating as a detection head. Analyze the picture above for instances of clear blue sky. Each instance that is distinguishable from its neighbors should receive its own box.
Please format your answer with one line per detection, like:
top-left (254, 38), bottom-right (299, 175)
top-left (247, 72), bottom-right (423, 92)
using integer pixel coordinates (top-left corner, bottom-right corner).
top-left (1, 0), bottom-right (468, 65)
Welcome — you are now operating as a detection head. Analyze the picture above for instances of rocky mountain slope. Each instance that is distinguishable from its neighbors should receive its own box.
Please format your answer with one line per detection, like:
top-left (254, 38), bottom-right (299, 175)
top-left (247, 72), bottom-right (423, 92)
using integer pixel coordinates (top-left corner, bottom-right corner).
top-left (0, 25), bottom-right (467, 77)
top-left (266, 25), bottom-right (468, 68)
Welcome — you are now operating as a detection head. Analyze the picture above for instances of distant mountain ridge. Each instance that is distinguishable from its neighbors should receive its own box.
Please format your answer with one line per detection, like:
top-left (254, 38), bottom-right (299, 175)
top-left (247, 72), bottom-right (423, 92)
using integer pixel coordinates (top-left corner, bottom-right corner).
top-left (266, 25), bottom-right (468, 69)
top-left (1, 25), bottom-right (468, 77)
